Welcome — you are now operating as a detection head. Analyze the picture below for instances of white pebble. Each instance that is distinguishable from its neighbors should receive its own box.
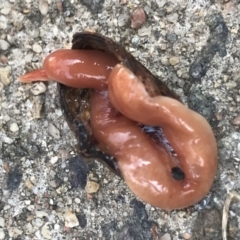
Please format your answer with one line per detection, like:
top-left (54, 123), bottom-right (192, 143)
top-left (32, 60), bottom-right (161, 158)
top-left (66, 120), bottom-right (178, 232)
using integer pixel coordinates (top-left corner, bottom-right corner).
top-left (41, 223), bottom-right (52, 239)
top-left (85, 180), bottom-right (100, 193)
top-left (39, 1), bottom-right (49, 15)
top-left (30, 82), bottom-right (46, 95)
top-left (1, 8), bottom-right (11, 15)
top-left (64, 211), bottom-right (79, 228)
top-left (0, 66), bottom-right (11, 85)
top-left (74, 198), bottom-right (81, 204)
top-left (0, 16), bottom-right (8, 30)
top-left (0, 229), bottom-right (5, 240)
top-left (0, 39), bottom-right (10, 50)
top-left (32, 42), bottom-right (42, 53)
top-left (2, 135), bottom-right (14, 144)
top-left (138, 27), bottom-right (151, 36)
top-left (160, 233), bottom-right (171, 240)
top-left (0, 217), bottom-right (5, 227)
top-left (48, 123), bottom-right (60, 139)
top-left (24, 200), bottom-right (31, 205)
top-left (169, 56), bottom-right (179, 65)
top-left (34, 218), bottom-right (44, 227)
top-left (25, 223), bottom-right (33, 234)
top-left (9, 123), bottom-right (19, 132)
top-left (0, 82), bottom-right (3, 91)
top-left (27, 205), bottom-right (35, 211)
top-left (8, 227), bottom-right (23, 238)
top-left (50, 156), bottom-right (58, 165)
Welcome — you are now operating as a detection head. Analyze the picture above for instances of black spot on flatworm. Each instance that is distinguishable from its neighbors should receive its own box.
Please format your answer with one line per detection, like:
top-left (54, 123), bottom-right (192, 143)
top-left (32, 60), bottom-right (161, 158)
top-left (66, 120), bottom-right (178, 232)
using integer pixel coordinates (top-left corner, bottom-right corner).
top-left (171, 167), bottom-right (185, 180)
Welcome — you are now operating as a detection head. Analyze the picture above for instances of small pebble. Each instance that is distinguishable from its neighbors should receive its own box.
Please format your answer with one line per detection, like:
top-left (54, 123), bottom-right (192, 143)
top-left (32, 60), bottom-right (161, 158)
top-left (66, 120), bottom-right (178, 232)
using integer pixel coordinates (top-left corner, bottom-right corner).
top-left (25, 179), bottom-right (34, 190)
top-left (166, 33), bottom-right (177, 42)
top-left (32, 43), bottom-right (43, 53)
top-left (167, 13), bottom-right (178, 23)
top-left (0, 55), bottom-right (8, 64)
top-left (41, 223), bottom-right (51, 239)
top-left (27, 205), bottom-right (35, 211)
top-left (0, 16), bottom-right (7, 30)
top-left (48, 123), bottom-right (60, 139)
top-left (160, 233), bottom-right (171, 240)
top-left (75, 198), bottom-right (81, 204)
top-left (64, 211), bottom-right (79, 228)
top-left (30, 82), bottom-right (46, 95)
top-left (0, 82), bottom-right (3, 91)
top-left (0, 39), bottom-right (10, 50)
top-left (0, 66), bottom-right (11, 85)
top-left (8, 227), bottom-right (23, 238)
top-left (0, 229), bottom-right (5, 240)
top-left (25, 223), bottom-right (33, 234)
top-left (118, 13), bottom-right (128, 27)
top-left (226, 81), bottom-right (237, 89)
top-left (39, 1), bottom-right (49, 15)
top-left (160, 56), bottom-right (169, 66)
top-left (50, 156), bottom-right (58, 165)
top-left (36, 211), bottom-right (48, 218)
top-left (138, 27), bottom-right (151, 36)
top-left (34, 218), bottom-right (44, 227)
top-left (3, 115), bottom-right (10, 122)
top-left (32, 95), bottom-right (44, 119)
top-left (0, 217), bottom-right (5, 227)
top-left (182, 232), bottom-right (191, 239)
top-left (169, 56), bottom-right (179, 65)
top-left (85, 180), bottom-right (100, 193)
top-left (24, 200), bottom-right (31, 205)
top-left (1, 7), bottom-right (11, 15)
top-left (232, 115), bottom-right (240, 125)
top-left (9, 123), bottom-right (19, 132)
top-left (131, 7), bottom-right (146, 29)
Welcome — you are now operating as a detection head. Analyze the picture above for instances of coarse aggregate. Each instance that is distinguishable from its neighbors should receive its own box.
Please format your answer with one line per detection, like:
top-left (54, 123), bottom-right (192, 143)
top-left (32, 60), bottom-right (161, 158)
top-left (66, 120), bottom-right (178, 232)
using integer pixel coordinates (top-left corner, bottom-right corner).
top-left (0, 0), bottom-right (240, 239)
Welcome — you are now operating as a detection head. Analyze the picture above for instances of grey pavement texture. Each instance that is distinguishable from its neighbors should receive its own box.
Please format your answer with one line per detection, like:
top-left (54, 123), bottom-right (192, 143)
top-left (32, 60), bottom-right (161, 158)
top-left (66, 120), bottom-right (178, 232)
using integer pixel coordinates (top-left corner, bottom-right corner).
top-left (0, 0), bottom-right (240, 239)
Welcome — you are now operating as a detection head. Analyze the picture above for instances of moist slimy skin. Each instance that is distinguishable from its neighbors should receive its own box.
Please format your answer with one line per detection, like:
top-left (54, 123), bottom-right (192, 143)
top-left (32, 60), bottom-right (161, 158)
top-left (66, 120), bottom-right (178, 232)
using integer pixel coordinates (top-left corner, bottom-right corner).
top-left (19, 49), bottom-right (119, 89)
top-left (19, 49), bottom-right (218, 210)
top-left (106, 64), bottom-right (218, 209)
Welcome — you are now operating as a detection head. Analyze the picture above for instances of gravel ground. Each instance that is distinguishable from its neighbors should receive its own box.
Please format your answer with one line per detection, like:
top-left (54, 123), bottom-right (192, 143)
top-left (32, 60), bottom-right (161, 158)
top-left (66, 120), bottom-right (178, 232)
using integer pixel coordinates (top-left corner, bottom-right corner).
top-left (0, 0), bottom-right (240, 239)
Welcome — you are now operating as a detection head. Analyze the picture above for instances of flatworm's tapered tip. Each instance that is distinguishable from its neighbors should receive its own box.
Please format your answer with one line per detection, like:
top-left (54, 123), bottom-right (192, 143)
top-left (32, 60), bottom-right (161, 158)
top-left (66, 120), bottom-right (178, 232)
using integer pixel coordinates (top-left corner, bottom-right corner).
top-left (18, 68), bottom-right (50, 83)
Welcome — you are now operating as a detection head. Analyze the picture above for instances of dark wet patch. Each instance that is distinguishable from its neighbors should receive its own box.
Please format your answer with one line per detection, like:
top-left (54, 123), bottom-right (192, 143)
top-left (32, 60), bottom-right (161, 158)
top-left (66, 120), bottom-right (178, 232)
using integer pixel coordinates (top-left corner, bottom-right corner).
top-left (2, 138), bottom-right (27, 159)
top-left (77, 213), bottom-right (87, 228)
top-left (130, 199), bottom-right (148, 221)
top-left (2, 138), bottom-right (45, 163)
top-left (115, 194), bottom-right (125, 203)
top-left (192, 208), bottom-right (221, 239)
top-left (26, 11), bottom-right (43, 27)
top-left (6, 167), bottom-right (23, 191)
top-left (188, 89), bottom-right (216, 124)
top-left (62, 0), bottom-right (76, 17)
top-left (79, 0), bottom-right (105, 13)
top-left (14, 208), bottom-right (29, 226)
top-left (153, 30), bottom-right (161, 40)
top-left (68, 156), bottom-right (89, 189)
top-left (0, 200), bottom-right (4, 211)
top-left (54, 175), bottom-right (64, 188)
top-left (102, 199), bottom-right (158, 240)
top-left (189, 13), bottom-right (228, 81)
